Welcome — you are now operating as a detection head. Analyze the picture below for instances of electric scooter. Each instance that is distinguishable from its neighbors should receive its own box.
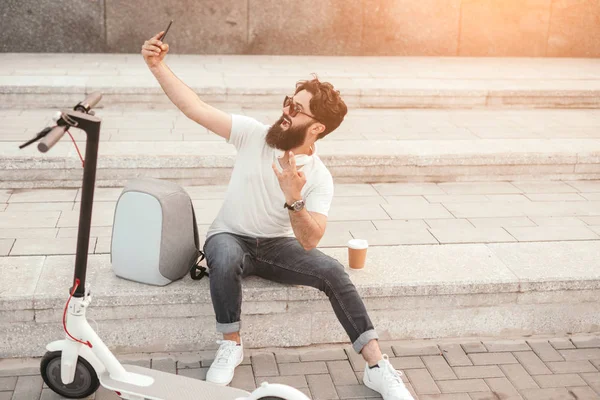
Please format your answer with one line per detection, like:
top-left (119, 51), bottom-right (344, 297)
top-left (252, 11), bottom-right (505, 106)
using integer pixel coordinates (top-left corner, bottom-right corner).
top-left (19, 92), bottom-right (310, 400)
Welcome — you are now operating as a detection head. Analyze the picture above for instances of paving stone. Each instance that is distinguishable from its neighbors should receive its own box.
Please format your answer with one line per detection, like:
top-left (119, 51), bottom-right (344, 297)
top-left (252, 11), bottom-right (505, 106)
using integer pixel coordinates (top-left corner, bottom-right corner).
top-left (580, 372), bottom-right (600, 394)
top-left (0, 211), bottom-right (60, 229)
top-left (297, 387), bottom-right (313, 399)
top-left (567, 386), bottom-right (600, 400)
top-left (512, 352), bottom-right (552, 375)
top-left (559, 349), bottom-right (600, 361)
top-left (345, 348), bottom-right (366, 372)
top-left (279, 362), bottom-right (328, 376)
top-left (520, 388), bottom-right (575, 400)
top-left (422, 356), bottom-right (457, 380)
top-left (437, 378), bottom-right (489, 393)
top-left (327, 361), bottom-right (359, 385)
top-left (533, 373), bottom-right (587, 388)
top-left (0, 393), bottom-right (11, 400)
top-left (11, 375), bottom-right (43, 400)
top-left (307, 374), bottom-right (338, 400)
top-left (177, 367), bottom-right (208, 380)
top-left (591, 359), bottom-right (600, 371)
top-left (335, 384), bottom-right (381, 399)
top-left (549, 338), bottom-right (576, 350)
top-left (452, 366), bottom-right (504, 379)
top-left (571, 336), bottom-right (600, 349)
top-left (252, 352), bottom-right (279, 377)
top-left (482, 340), bottom-right (530, 352)
top-left (469, 353), bottom-right (518, 366)
top-left (506, 226), bottom-right (599, 242)
top-left (41, 388), bottom-right (96, 399)
top-left (94, 386), bottom-right (121, 399)
top-left (8, 189), bottom-right (77, 203)
top-left (372, 183), bottom-right (444, 196)
top-left (176, 360), bottom-right (200, 369)
top-left (498, 364), bottom-right (539, 390)
top-left (405, 369), bottom-right (440, 395)
top-left (469, 392), bottom-right (500, 400)
top-left (418, 395), bottom-right (470, 400)
top-left (484, 377), bottom-right (521, 399)
top-left (0, 377), bottom-right (16, 391)
top-left (468, 217), bottom-right (535, 228)
top-left (546, 361), bottom-right (598, 374)
top-left (392, 343), bottom-right (441, 357)
top-left (0, 358), bottom-right (40, 377)
top-left (388, 357), bottom-right (425, 370)
top-left (438, 182), bottom-right (521, 195)
top-left (229, 365), bottom-right (256, 392)
top-left (440, 344), bottom-right (473, 367)
top-left (151, 358), bottom-right (176, 374)
top-left (461, 342), bottom-right (487, 354)
top-left (429, 226), bottom-right (517, 244)
top-left (255, 374), bottom-right (308, 388)
top-left (299, 349), bottom-right (348, 362)
top-left (274, 350), bottom-right (301, 363)
top-left (0, 238), bottom-right (13, 255)
top-left (526, 339), bottom-right (565, 362)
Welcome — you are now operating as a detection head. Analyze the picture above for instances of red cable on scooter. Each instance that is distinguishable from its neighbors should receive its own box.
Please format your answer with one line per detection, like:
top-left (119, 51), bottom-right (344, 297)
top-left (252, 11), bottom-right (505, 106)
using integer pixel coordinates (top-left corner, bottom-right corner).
top-left (62, 278), bottom-right (92, 348)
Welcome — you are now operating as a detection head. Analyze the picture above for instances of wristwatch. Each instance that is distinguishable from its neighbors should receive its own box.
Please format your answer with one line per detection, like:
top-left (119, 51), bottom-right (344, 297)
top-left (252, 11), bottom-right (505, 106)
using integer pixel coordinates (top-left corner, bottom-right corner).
top-left (284, 199), bottom-right (305, 212)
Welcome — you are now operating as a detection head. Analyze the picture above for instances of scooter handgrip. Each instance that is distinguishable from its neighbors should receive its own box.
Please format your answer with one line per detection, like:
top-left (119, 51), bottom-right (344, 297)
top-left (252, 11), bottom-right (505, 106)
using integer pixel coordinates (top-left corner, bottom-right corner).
top-left (38, 125), bottom-right (68, 153)
top-left (80, 92), bottom-right (103, 111)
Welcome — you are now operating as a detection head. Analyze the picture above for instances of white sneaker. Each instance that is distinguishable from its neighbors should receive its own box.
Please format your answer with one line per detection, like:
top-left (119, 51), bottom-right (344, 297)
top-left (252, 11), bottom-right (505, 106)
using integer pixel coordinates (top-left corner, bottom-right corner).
top-left (363, 354), bottom-right (414, 400)
top-left (206, 339), bottom-right (244, 386)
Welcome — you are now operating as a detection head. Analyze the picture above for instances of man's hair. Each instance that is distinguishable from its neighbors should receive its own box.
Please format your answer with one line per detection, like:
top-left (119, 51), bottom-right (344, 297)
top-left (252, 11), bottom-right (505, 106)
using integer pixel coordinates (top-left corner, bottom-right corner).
top-left (295, 75), bottom-right (347, 140)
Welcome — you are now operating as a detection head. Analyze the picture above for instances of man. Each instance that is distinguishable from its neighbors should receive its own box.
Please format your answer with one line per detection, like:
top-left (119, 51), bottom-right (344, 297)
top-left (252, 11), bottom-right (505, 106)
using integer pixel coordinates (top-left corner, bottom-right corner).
top-left (142, 31), bottom-right (414, 400)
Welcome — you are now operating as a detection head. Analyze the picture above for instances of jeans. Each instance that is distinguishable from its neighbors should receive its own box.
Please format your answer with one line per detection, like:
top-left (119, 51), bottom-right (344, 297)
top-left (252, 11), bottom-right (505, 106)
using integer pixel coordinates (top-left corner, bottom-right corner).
top-left (203, 232), bottom-right (379, 353)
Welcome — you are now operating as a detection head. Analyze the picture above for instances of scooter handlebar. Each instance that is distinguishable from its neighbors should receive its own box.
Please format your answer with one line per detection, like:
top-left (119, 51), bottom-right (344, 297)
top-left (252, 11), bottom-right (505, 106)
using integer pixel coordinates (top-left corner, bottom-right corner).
top-left (38, 125), bottom-right (68, 153)
top-left (78, 92), bottom-right (102, 112)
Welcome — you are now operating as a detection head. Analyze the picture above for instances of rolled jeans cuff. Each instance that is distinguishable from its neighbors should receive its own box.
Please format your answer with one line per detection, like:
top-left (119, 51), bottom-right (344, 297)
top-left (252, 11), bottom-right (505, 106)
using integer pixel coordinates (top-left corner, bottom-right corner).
top-left (352, 329), bottom-right (379, 353)
top-left (216, 321), bottom-right (241, 334)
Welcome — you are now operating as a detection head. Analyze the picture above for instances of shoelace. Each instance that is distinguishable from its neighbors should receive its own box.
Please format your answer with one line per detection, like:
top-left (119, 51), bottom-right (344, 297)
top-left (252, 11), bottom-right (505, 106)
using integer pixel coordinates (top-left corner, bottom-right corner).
top-left (215, 340), bottom-right (237, 365)
top-left (381, 355), bottom-right (406, 388)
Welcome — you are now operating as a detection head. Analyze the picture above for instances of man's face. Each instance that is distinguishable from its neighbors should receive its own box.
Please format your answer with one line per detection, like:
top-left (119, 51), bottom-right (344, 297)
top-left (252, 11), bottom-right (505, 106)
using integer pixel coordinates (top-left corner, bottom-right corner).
top-left (266, 90), bottom-right (316, 151)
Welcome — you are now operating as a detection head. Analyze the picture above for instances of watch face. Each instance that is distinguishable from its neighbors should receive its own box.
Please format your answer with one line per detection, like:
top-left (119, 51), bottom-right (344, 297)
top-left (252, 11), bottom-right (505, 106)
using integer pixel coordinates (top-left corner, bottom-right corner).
top-left (293, 200), bottom-right (305, 211)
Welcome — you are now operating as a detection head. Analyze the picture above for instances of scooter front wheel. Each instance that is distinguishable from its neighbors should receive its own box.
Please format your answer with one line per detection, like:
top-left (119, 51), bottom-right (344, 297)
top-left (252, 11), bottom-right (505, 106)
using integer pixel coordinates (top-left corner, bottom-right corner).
top-left (40, 351), bottom-right (100, 399)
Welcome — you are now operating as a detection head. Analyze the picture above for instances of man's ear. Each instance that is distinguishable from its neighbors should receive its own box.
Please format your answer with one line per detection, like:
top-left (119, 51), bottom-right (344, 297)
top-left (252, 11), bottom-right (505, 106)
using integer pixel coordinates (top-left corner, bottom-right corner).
top-left (313, 123), bottom-right (325, 135)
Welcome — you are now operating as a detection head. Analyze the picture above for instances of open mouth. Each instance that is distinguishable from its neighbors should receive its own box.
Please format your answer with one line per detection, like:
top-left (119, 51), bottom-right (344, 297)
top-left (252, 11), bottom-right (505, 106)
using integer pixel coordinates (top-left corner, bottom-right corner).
top-left (281, 116), bottom-right (291, 128)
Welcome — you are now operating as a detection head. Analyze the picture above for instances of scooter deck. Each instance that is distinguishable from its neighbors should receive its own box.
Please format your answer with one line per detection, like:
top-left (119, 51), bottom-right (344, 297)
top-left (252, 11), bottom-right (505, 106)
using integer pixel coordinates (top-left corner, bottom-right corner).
top-left (99, 364), bottom-right (250, 400)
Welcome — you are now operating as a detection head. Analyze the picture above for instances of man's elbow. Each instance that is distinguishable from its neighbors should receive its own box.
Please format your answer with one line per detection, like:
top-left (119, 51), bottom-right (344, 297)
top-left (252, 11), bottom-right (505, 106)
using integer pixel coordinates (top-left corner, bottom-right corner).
top-left (303, 234), bottom-right (323, 251)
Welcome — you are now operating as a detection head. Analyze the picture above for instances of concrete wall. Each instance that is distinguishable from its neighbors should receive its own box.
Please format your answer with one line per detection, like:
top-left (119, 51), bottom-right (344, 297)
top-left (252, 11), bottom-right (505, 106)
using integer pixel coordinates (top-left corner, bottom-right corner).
top-left (1, 0), bottom-right (599, 57)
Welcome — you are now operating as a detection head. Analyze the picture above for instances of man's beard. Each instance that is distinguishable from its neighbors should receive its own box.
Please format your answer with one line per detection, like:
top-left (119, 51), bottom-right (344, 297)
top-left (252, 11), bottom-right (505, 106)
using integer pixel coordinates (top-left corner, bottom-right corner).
top-left (266, 115), bottom-right (310, 151)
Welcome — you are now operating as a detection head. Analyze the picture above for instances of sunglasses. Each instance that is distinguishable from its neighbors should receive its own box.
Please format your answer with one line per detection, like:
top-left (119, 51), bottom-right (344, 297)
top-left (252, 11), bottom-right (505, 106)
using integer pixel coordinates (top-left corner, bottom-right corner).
top-left (283, 96), bottom-right (322, 123)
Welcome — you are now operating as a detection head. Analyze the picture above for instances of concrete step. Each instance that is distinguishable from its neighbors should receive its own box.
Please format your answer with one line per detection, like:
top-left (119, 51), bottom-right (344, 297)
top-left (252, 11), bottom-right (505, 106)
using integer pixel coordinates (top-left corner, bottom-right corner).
top-left (2, 240), bottom-right (599, 358)
top-left (2, 108), bottom-right (600, 188)
top-left (1, 54), bottom-right (600, 109)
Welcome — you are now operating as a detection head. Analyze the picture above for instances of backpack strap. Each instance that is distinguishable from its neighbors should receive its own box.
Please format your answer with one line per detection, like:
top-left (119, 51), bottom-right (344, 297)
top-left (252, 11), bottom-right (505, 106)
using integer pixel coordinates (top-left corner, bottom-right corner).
top-left (190, 251), bottom-right (208, 280)
top-left (189, 202), bottom-right (209, 280)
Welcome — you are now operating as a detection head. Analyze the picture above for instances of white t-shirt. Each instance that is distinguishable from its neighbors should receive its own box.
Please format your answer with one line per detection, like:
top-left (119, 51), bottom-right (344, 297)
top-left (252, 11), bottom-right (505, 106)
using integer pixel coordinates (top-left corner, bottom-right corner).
top-left (206, 114), bottom-right (334, 239)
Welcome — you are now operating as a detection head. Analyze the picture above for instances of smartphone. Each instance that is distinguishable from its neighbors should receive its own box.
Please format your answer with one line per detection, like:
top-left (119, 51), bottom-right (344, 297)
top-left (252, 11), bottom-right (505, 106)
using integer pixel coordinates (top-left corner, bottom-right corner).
top-left (159, 20), bottom-right (173, 41)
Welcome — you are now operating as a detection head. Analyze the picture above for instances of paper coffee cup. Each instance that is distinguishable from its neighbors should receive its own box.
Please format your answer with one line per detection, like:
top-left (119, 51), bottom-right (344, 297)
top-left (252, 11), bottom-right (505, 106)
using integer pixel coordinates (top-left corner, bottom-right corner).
top-left (347, 239), bottom-right (368, 269)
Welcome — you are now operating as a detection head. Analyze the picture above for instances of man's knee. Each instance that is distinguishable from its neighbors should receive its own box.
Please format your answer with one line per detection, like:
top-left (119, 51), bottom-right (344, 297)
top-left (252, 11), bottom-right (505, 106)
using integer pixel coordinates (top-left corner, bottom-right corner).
top-left (204, 233), bottom-right (246, 276)
top-left (311, 253), bottom-right (352, 292)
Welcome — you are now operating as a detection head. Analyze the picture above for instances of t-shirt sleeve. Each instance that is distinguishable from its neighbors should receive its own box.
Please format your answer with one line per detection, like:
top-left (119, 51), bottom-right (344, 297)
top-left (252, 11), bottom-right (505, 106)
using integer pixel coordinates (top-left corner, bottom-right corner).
top-left (227, 114), bottom-right (268, 151)
top-left (305, 170), bottom-right (334, 217)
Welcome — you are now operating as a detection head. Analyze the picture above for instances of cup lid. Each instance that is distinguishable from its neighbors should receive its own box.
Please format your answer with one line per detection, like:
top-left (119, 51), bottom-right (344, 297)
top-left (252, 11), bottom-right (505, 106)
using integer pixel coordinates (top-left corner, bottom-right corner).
top-left (347, 239), bottom-right (368, 249)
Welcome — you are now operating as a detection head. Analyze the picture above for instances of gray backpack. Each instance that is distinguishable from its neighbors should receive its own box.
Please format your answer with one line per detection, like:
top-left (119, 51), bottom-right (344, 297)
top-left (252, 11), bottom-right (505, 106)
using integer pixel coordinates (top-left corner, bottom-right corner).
top-left (111, 178), bottom-right (207, 286)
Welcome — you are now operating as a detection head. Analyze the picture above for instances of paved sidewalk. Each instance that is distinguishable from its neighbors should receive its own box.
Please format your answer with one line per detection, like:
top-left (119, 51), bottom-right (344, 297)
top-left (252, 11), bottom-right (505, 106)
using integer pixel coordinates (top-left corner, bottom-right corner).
top-left (1, 180), bottom-right (600, 256)
top-left (1, 334), bottom-right (599, 400)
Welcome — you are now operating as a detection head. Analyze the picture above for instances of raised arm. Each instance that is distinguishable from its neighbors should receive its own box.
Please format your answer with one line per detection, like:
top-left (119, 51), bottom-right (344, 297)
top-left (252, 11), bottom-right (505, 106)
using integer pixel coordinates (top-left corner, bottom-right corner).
top-left (142, 31), bottom-right (232, 140)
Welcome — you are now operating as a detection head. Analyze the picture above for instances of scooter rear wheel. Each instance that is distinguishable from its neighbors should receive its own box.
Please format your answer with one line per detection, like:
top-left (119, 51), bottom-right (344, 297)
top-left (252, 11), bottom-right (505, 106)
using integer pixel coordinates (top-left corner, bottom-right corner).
top-left (40, 351), bottom-right (100, 399)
